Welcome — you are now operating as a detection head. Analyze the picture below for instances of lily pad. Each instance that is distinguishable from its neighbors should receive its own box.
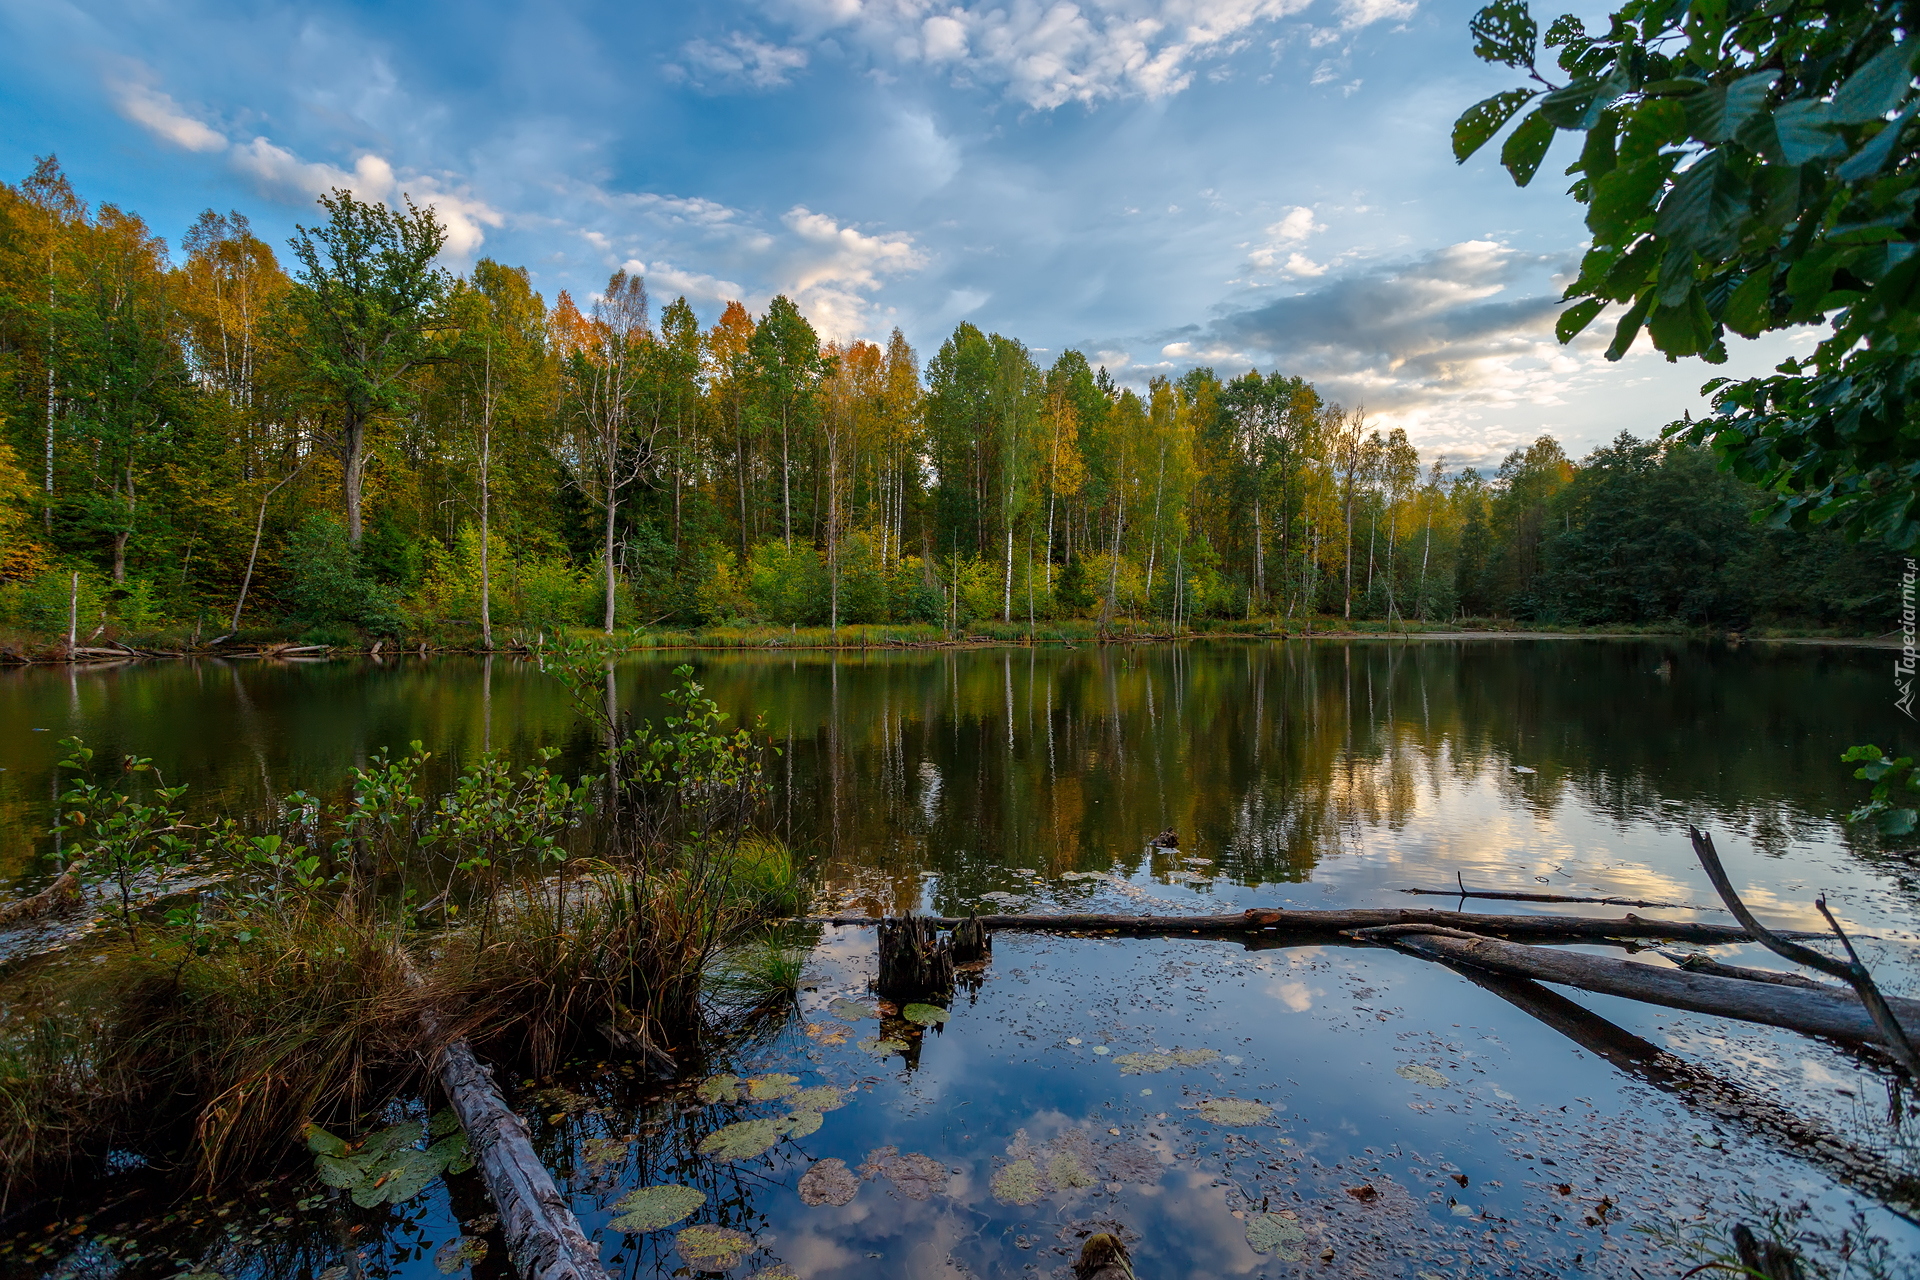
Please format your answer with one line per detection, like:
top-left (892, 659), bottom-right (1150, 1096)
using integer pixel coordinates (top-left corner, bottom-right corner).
top-left (1171, 1047), bottom-right (1220, 1067)
top-left (857, 1036), bottom-right (909, 1055)
top-left (828, 998), bottom-right (876, 1021)
top-left (1245, 1212), bottom-right (1306, 1259)
top-left (1196, 1098), bottom-right (1272, 1126)
top-left (697, 1117), bottom-right (786, 1161)
top-left (859, 1147), bottom-right (949, 1201)
top-left (787, 1085), bottom-right (850, 1113)
top-left (991, 1157), bottom-right (1046, 1205)
top-left (1395, 1063), bottom-right (1449, 1088)
top-left (798, 1157), bottom-right (859, 1207)
top-left (677, 1224), bottom-right (754, 1271)
top-left (432, 1237), bottom-right (488, 1275)
top-left (582, 1135), bottom-right (629, 1167)
top-left (696, 1074), bottom-right (742, 1104)
top-left (610, 1184), bottom-right (705, 1233)
top-left (1090, 1045), bottom-right (1110, 1055)
top-left (1114, 1052), bottom-right (1175, 1075)
top-left (901, 1003), bottom-right (949, 1026)
top-left (746, 1073), bottom-right (800, 1101)
top-left (779, 1109), bottom-right (823, 1139)
top-left (804, 1021), bottom-right (849, 1045)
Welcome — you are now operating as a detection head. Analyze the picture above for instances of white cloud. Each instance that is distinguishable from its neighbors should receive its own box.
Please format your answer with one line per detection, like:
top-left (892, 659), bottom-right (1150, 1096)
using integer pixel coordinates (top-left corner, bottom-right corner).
top-left (751, 0), bottom-right (1409, 109)
top-left (780, 206), bottom-right (926, 338)
top-left (108, 76), bottom-right (227, 153)
top-left (229, 139), bottom-right (502, 257)
top-left (679, 31), bottom-right (811, 88)
top-left (1247, 205), bottom-right (1327, 271)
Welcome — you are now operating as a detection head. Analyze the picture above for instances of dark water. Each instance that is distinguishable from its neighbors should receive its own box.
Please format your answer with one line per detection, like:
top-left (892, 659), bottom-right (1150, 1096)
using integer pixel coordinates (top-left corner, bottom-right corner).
top-left (5, 640), bottom-right (1920, 1278)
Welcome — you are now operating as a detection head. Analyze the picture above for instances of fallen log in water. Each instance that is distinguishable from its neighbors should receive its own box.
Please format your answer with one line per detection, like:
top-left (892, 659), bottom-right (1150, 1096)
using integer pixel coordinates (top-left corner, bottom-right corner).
top-left (1446, 963), bottom-right (1920, 1216)
top-left (431, 1033), bottom-right (608, 1280)
top-left (808, 906), bottom-right (1802, 945)
top-left (1355, 926), bottom-right (1920, 1050)
top-left (1400, 885), bottom-right (1706, 910)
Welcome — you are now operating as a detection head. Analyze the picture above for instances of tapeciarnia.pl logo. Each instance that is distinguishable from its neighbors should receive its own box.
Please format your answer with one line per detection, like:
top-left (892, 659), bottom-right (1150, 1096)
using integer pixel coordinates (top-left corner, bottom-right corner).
top-left (1901, 558), bottom-right (1917, 719)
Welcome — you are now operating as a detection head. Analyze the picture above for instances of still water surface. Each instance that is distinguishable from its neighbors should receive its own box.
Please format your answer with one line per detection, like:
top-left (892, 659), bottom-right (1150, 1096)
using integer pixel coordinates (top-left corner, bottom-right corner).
top-left (3, 640), bottom-right (1919, 1278)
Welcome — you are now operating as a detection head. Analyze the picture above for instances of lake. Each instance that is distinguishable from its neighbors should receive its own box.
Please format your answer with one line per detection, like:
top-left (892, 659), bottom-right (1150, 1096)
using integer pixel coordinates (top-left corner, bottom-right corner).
top-left (4, 639), bottom-right (1919, 1278)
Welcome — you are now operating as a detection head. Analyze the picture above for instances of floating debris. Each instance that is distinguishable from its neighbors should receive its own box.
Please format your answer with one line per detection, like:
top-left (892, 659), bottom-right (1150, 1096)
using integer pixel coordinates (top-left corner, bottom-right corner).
top-left (609, 1184), bottom-right (706, 1233)
top-left (1195, 1098), bottom-right (1272, 1126)
top-left (902, 1002), bottom-right (949, 1025)
top-left (991, 1157), bottom-right (1045, 1205)
top-left (804, 1021), bottom-right (849, 1045)
top-left (1245, 1212), bottom-right (1307, 1259)
top-left (432, 1237), bottom-right (488, 1274)
top-left (798, 1158), bottom-right (860, 1207)
top-left (677, 1224), bottom-right (755, 1271)
top-left (1511, 765), bottom-right (1537, 775)
top-left (1090, 1045), bottom-right (1110, 1055)
top-left (859, 1147), bottom-right (949, 1201)
top-left (581, 1136), bottom-right (629, 1167)
top-left (1170, 1047), bottom-right (1219, 1067)
top-left (1114, 1052), bottom-right (1175, 1075)
top-left (1395, 1063), bottom-right (1449, 1088)
top-left (980, 890), bottom-right (1024, 904)
top-left (1049, 1150), bottom-right (1097, 1189)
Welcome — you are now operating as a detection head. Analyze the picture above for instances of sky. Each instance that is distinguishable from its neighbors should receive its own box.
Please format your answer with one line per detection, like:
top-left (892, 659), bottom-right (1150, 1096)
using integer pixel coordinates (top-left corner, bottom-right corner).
top-left (0, 0), bottom-right (1810, 470)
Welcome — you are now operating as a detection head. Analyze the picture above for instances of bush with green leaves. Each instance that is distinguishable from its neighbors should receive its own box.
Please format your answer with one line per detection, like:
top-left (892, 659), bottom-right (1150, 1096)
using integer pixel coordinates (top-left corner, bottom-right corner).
top-left (1455, 0), bottom-right (1920, 547)
top-left (285, 514), bottom-right (403, 635)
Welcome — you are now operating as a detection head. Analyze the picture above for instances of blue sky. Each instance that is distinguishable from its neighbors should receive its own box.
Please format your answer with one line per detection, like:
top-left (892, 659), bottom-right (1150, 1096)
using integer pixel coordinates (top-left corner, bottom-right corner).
top-left (0, 0), bottom-right (1805, 469)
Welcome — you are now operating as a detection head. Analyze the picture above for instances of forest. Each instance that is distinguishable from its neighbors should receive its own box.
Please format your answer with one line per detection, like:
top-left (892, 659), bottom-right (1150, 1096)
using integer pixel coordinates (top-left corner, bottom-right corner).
top-left (0, 156), bottom-right (1900, 648)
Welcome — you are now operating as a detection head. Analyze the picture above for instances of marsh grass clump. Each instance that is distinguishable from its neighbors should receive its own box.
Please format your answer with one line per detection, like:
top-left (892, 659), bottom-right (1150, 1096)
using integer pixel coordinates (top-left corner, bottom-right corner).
top-left (0, 658), bottom-right (801, 1205)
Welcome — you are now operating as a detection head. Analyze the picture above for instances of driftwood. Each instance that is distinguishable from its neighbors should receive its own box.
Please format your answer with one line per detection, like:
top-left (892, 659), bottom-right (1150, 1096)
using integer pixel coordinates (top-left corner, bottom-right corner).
top-left (432, 1033), bottom-right (608, 1280)
top-left (876, 915), bottom-right (953, 1000)
top-left (0, 860), bottom-right (86, 926)
top-left (1690, 826), bottom-right (1920, 1076)
top-left (1355, 925), bottom-right (1920, 1050)
top-left (1655, 949), bottom-right (1839, 992)
top-left (1401, 873), bottom-right (1703, 910)
top-left (1448, 963), bottom-right (1920, 1215)
top-left (811, 907), bottom-right (1800, 945)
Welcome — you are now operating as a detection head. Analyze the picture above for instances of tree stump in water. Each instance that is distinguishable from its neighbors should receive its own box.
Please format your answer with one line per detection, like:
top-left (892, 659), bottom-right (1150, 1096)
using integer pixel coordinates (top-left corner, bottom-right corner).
top-left (951, 910), bottom-right (991, 964)
top-left (1733, 1225), bottom-right (1805, 1280)
top-left (877, 915), bottom-right (954, 1001)
top-left (1075, 1233), bottom-right (1136, 1280)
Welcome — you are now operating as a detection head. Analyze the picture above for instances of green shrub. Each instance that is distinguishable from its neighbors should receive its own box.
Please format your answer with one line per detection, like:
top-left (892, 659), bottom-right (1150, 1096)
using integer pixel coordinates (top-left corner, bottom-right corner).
top-left (286, 515), bottom-right (403, 636)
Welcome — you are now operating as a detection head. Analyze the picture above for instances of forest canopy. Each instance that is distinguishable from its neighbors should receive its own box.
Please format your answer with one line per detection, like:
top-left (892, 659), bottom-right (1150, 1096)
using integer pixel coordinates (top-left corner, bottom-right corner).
top-left (0, 158), bottom-right (1899, 643)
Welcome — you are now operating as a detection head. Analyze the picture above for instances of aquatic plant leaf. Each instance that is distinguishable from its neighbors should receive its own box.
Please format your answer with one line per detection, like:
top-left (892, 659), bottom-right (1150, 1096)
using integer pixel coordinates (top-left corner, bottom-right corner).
top-left (991, 1157), bottom-right (1046, 1205)
top-left (798, 1157), bottom-right (860, 1206)
top-left (432, 1237), bottom-right (488, 1274)
top-left (1090, 1045), bottom-right (1109, 1055)
top-left (428, 1109), bottom-right (461, 1138)
top-left (1196, 1098), bottom-right (1273, 1126)
top-left (698, 1117), bottom-right (786, 1161)
top-left (859, 1147), bottom-right (949, 1201)
top-left (360, 1121), bottom-right (420, 1161)
top-left (427, 1131), bottom-right (471, 1176)
top-left (857, 1036), bottom-right (908, 1055)
top-left (787, 1085), bottom-right (851, 1113)
top-left (779, 1109), bottom-right (823, 1139)
top-left (828, 998), bottom-right (876, 1021)
top-left (1395, 1063), bottom-right (1449, 1088)
top-left (746, 1268), bottom-right (798, 1280)
top-left (1170, 1048), bottom-right (1220, 1067)
top-left (314, 1153), bottom-right (359, 1189)
top-left (374, 1146), bottom-right (445, 1205)
top-left (697, 1074), bottom-right (742, 1104)
top-left (1114, 1052), bottom-right (1175, 1075)
top-left (1245, 1212), bottom-right (1306, 1259)
top-left (303, 1122), bottom-right (348, 1158)
top-left (677, 1224), bottom-right (754, 1271)
top-left (610, 1184), bottom-right (706, 1232)
top-left (804, 1021), bottom-right (849, 1045)
top-left (581, 1136), bottom-right (629, 1167)
top-left (1048, 1151), bottom-right (1096, 1189)
top-left (747, 1073), bottom-right (800, 1101)
top-left (901, 1003), bottom-right (949, 1025)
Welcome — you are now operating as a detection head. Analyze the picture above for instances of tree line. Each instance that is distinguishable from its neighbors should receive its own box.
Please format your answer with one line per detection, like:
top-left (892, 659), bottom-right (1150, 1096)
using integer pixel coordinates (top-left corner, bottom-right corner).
top-left (0, 158), bottom-right (1898, 643)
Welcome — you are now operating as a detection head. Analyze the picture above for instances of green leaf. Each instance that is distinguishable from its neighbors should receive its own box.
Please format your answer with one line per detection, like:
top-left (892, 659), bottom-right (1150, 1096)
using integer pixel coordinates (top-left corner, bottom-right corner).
top-left (1838, 104), bottom-right (1918, 182)
top-left (428, 1109), bottom-right (461, 1138)
top-left (1470, 0), bottom-right (1538, 69)
top-left (1453, 89), bottom-right (1537, 162)
top-left (427, 1131), bottom-right (471, 1176)
top-left (1723, 270), bottom-right (1774, 337)
top-left (314, 1153), bottom-right (361, 1189)
top-left (1830, 42), bottom-right (1917, 125)
top-left (1605, 293), bottom-right (1652, 360)
top-left (303, 1122), bottom-right (349, 1158)
top-left (609, 1184), bottom-right (705, 1233)
top-left (901, 1002), bottom-right (949, 1025)
top-left (1556, 297), bottom-right (1605, 342)
top-left (1773, 101), bottom-right (1846, 165)
top-left (1589, 160), bottom-right (1669, 237)
top-left (373, 1147), bottom-right (444, 1205)
top-left (1683, 71), bottom-right (1778, 143)
top-left (1654, 152), bottom-right (1745, 257)
top-left (1501, 109), bottom-right (1556, 186)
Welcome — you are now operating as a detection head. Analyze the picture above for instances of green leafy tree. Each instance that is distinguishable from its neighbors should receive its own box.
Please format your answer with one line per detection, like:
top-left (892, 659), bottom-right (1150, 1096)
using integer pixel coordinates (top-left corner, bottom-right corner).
top-left (1454, 0), bottom-right (1920, 546)
top-left (283, 189), bottom-right (449, 544)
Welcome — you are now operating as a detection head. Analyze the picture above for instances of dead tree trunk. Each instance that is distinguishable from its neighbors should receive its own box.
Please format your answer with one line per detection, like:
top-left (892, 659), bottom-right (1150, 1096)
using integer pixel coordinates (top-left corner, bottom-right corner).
top-left (876, 916), bottom-right (953, 1001)
top-left (951, 910), bottom-right (991, 964)
top-left (814, 907), bottom-right (1795, 945)
top-left (1355, 925), bottom-right (1920, 1051)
